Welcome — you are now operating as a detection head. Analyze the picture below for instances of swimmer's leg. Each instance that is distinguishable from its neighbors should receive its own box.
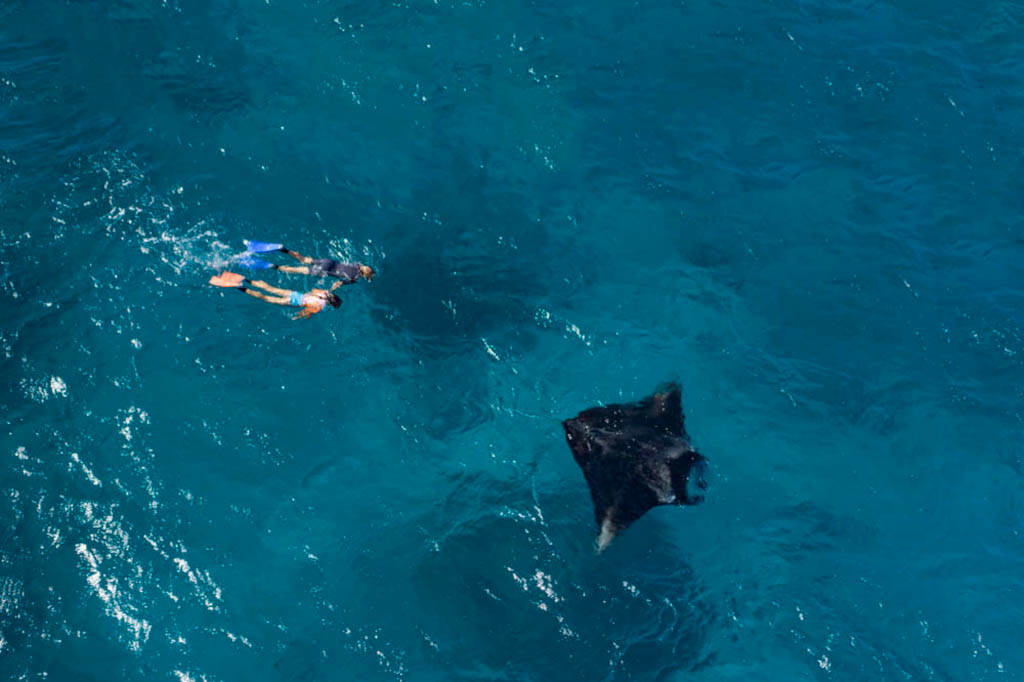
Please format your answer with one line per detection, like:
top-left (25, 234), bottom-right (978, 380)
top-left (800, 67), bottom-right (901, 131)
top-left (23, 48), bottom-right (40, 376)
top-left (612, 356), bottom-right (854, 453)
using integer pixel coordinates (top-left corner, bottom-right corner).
top-left (275, 264), bottom-right (313, 275)
top-left (240, 288), bottom-right (290, 306)
top-left (247, 279), bottom-right (294, 297)
top-left (281, 248), bottom-right (314, 265)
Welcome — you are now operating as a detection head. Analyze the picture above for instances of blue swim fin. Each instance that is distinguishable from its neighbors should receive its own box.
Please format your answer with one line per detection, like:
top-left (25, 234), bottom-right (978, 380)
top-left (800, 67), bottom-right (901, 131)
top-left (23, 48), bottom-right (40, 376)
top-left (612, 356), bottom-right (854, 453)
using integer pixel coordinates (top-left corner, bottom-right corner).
top-left (243, 240), bottom-right (284, 253)
top-left (236, 254), bottom-right (274, 270)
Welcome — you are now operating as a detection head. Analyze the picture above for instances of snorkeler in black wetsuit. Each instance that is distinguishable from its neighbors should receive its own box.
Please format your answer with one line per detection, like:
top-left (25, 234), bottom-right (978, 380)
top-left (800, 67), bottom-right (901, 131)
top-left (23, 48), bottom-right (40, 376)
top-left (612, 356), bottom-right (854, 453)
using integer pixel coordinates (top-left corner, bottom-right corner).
top-left (271, 248), bottom-right (375, 291)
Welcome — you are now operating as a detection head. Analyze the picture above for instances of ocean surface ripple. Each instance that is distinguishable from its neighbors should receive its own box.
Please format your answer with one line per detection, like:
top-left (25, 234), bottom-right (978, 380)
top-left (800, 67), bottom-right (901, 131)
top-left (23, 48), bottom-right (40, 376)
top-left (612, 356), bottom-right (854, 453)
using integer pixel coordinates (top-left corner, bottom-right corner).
top-left (2, 1), bottom-right (1022, 680)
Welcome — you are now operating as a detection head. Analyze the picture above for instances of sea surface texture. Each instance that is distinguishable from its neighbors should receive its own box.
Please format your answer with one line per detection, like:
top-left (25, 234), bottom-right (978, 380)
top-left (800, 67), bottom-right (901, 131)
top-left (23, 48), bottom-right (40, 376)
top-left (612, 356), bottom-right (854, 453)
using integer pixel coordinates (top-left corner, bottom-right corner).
top-left (2, 1), bottom-right (1022, 680)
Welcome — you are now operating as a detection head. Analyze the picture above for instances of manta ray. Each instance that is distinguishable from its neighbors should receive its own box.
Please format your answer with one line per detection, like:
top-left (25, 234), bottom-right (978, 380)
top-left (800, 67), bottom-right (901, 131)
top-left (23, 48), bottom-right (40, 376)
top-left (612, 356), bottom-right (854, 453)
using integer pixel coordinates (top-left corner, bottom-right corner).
top-left (562, 383), bottom-right (709, 551)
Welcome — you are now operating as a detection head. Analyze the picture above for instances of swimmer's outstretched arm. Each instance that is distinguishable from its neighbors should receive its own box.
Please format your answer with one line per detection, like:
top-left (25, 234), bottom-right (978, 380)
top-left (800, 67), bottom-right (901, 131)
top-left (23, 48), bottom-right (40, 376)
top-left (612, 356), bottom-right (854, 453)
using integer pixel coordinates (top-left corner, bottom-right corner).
top-left (281, 248), bottom-right (313, 264)
top-left (292, 306), bottom-right (322, 320)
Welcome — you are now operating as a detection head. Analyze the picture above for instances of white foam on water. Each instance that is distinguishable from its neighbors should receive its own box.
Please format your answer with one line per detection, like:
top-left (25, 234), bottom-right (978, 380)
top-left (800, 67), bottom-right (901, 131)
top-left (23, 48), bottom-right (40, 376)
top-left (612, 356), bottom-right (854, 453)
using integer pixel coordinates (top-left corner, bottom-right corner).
top-left (74, 543), bottom-right (152, 650)
top-left (482, 338), bottom-right (501, 361)
top-left (71, 452), bottom-right (102, 487)
top-left (532, 569), bottom-right (562, 603)
top-left (49, 376), bottom-right (67, 396)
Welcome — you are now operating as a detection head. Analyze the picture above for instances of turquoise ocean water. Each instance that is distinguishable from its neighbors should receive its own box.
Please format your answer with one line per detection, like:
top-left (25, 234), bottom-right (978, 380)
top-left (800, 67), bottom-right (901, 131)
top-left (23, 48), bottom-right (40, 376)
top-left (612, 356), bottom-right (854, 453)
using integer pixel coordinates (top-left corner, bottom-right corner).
top-left (2, 1), bottom-right (1022, 680)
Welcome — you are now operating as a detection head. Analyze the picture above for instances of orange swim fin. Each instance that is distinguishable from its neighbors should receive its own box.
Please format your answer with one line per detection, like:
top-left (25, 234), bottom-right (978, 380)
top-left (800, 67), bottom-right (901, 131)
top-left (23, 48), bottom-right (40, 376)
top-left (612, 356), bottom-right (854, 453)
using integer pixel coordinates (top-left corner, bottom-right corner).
top-left (209, 272), bottom-right (246, 288)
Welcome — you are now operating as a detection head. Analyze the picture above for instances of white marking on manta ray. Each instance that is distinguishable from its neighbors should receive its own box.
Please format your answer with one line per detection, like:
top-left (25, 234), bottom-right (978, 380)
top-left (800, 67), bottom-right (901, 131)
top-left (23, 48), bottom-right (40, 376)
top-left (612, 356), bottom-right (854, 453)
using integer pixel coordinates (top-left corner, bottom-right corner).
top-left (597, 518), bottom-right (616, 553)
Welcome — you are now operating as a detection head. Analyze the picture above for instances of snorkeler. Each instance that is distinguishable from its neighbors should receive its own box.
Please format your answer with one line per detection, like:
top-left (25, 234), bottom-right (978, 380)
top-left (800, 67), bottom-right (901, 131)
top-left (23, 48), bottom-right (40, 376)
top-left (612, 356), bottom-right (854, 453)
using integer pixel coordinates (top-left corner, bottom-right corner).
top-left (238, 240), bottom-right (375, 291)
top-left (209, 272), bottom-right (341, 320)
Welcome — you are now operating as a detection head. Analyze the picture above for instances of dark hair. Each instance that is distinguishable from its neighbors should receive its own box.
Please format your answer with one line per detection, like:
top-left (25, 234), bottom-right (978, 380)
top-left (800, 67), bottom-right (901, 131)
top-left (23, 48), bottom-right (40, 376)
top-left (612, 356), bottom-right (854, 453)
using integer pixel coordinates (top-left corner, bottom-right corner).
top-left (326, 293), bottom-right (342, 308)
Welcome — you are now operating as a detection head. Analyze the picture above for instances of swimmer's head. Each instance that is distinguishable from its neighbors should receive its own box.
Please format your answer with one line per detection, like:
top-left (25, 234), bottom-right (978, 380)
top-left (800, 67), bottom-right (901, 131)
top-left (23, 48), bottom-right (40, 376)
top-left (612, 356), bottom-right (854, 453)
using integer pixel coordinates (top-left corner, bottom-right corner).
top-left (326, 292), bottom-right (342, 308)
top-left (358, 264), bottom-right (376, 281)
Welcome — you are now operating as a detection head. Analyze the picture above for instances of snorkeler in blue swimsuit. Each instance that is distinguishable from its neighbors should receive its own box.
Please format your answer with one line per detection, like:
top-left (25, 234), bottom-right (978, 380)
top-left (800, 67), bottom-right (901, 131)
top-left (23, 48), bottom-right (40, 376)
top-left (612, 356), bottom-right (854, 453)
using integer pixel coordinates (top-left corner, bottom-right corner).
top-left (209, 273), bottom-right (340, 320)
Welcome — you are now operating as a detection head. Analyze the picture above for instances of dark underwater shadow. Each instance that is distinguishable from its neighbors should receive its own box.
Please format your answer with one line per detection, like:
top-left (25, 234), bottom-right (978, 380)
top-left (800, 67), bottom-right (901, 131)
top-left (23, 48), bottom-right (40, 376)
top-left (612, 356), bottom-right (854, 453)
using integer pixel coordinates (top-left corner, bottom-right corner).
top-left (264, 468), bottom-right (716, 681)
top-left (140, 46), bottom-right (250, 119)
top-left (368, 151), bottom-right (550, 358)
top-left (362, 152), bottom-right (553, 442)
top-left (403, 471), bottom-right (716, 681)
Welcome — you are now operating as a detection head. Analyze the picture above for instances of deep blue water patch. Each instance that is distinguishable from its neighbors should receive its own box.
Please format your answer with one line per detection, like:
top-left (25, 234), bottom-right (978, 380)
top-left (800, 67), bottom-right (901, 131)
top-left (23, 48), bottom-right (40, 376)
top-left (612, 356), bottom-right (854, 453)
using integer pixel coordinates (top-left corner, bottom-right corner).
top-left (1, 1), bottom-right (1022, 680)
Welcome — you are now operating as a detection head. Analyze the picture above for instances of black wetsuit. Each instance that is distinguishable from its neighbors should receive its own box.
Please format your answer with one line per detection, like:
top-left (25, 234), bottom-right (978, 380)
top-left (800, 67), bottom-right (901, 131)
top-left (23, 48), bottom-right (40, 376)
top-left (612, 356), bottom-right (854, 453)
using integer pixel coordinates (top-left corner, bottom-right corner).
top-left (309, 259), bottom-right (360, 284)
